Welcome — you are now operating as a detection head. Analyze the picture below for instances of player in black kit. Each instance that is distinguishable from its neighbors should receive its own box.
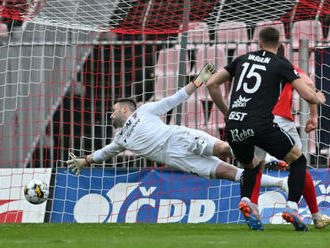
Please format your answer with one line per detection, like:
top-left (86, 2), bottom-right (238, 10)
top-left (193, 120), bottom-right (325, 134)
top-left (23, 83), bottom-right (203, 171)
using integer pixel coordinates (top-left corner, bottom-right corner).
top-left (207, 26), bottom-right (325, 231)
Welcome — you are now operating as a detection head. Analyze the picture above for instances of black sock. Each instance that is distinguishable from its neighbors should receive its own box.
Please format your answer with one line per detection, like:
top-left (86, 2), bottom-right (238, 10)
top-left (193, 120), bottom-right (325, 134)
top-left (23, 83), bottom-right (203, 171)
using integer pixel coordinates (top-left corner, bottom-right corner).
top-left (288, 154), bottom-right (307, 203)
top-left (240, 164), bottom-right (260, 199)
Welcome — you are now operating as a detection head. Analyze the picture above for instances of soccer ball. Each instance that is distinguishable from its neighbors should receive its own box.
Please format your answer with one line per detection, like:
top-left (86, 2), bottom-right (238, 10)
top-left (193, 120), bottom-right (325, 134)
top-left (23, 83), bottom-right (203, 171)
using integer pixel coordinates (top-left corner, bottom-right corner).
top-left (24, 179), bottom-right (49, 204)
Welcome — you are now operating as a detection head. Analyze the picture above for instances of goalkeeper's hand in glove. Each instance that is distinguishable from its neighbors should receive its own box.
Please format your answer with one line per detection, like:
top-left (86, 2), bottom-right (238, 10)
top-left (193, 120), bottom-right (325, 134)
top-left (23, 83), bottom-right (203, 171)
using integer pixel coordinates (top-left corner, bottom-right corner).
top-left (193, 63), bottom-right (217, 87)
top-left (66, 152), bottom-right (89, 176)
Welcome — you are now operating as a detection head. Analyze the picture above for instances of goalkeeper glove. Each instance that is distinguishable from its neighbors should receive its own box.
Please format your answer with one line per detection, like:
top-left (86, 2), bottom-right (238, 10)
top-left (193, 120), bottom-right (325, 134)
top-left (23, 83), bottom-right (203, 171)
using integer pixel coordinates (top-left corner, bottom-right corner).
top-left (193, 63), bottom-right (216, 87)
top-left (66, 152), bottom-right (89, 176)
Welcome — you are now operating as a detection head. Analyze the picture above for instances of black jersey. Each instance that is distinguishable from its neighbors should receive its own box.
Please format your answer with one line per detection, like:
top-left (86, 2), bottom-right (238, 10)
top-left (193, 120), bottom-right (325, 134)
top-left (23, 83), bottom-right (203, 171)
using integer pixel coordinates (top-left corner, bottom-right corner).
top-left (224, 50), bottom-right (300, 129)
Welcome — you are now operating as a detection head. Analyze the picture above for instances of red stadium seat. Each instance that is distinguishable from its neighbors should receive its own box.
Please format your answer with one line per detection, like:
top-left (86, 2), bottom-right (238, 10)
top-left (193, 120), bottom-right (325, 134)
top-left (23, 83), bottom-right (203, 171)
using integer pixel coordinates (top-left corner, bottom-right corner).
top-left (234, 44), bottom-right (249, 58)
top-left (177, 22), bottom-right (210, 74)
top-left (195, 45), bottom-right (226, 71)
top-left (188, 45), bottom-right (226, 100)
top-left (154, 75), bottom-right (177, 101)
top-left (155, 48), bottom-right (182, 76)
top-left (206, 104), bottom-right (226, 137)
top-left (250, 20), bottom-right (286, 51)
top-left (169, 99), bottom-right (206, 129)
top-left (179, 21), bottom-right (210, 48)
top-left (216, 21), bottom-right (249, 50)
top-left (291, 20), bottom-right (323, 49)
top-left (253, 21), bottom-right (286, 41)
top-left (292, 50), bottom-right (315, 75)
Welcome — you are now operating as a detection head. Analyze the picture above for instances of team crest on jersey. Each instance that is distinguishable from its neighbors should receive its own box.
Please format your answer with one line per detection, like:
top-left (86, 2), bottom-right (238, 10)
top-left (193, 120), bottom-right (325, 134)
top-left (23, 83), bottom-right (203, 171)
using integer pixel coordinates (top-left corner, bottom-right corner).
top-left (232, 95), bottom-right (251, 108)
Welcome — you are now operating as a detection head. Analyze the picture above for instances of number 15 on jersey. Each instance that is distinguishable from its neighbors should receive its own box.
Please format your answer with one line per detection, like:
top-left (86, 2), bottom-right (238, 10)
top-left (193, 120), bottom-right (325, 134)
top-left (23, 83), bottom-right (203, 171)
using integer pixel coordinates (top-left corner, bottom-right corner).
top-left (236, 62), bottom-right (266, 94)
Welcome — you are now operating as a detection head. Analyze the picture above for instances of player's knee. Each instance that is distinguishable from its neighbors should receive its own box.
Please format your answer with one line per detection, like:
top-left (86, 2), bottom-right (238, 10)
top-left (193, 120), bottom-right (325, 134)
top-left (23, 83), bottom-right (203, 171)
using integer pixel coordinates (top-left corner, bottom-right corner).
top-left (213, 141), bottom-right (232, 158)
top-left (284, 144), bottom-right (303, 164)
top-left (236, 155), bottom-right (257, 169)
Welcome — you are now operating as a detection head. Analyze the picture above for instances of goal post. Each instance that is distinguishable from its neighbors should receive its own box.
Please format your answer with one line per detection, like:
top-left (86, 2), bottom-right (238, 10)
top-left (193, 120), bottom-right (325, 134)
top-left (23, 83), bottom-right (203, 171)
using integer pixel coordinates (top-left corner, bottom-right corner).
top-left (315, 47), bottom-right (330, 163)
top-left (0, 0), bottom-right (329, 223)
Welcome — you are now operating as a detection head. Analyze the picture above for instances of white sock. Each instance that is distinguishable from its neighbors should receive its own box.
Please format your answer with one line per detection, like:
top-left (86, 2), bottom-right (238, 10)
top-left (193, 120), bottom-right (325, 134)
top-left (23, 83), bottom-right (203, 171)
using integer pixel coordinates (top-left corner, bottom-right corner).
top-left (234, 169), bottom-right (282, 189)
top-left (287, 201), bottom-right (298, 210)
top-left (260, 174), bottom-right (282, 187)
top-left (235, 168), bottom-right (243, 181)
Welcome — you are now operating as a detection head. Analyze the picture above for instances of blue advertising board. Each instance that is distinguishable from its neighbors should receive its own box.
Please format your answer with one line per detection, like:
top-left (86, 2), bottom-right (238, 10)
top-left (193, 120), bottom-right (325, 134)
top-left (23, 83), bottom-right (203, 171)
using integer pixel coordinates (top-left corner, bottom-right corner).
top-left (50, 168), bottom-right (330, 224)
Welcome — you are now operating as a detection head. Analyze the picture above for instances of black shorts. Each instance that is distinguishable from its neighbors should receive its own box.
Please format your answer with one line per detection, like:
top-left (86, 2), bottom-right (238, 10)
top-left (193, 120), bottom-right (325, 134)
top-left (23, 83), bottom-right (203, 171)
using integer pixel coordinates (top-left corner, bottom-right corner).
top-left (225, 123), bottom-right (296, 164)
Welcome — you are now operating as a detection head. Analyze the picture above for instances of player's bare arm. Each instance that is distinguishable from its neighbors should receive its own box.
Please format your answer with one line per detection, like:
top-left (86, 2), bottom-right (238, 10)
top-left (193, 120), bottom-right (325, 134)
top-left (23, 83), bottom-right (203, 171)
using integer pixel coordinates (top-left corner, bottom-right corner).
top-left (206, 69), bottom-right (231, 116)
top-left (299, 72), bottom-right (318, 132)
top-left (291, 78), bottom-right (326, 105)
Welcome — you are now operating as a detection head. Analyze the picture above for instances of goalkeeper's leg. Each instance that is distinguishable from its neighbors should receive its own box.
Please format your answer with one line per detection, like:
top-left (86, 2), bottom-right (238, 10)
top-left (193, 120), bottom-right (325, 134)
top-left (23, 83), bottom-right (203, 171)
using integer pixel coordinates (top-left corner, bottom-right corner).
top-left (185, 128), bottom-right (288, 196)
top-left (215, 163), bottom-right (287, 193)
top-left (213, 141), bottom-right (287, 193)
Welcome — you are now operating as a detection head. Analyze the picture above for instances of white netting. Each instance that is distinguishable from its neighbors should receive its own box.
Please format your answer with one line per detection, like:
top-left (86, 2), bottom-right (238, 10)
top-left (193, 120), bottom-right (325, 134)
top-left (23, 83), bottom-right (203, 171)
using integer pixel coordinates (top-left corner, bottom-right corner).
top-left (0, 0), bottom-right (329, 225)
top-left (0, 0), bottom-right (328, 168)
top-left (5, 0), bottom-right (298, 33)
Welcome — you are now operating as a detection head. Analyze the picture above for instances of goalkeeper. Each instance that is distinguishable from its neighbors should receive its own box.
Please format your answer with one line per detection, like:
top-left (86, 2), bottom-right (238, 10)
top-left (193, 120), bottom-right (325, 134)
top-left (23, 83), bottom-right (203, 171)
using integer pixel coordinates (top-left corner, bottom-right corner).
top-left (67, 64), bottom-right (286, 191)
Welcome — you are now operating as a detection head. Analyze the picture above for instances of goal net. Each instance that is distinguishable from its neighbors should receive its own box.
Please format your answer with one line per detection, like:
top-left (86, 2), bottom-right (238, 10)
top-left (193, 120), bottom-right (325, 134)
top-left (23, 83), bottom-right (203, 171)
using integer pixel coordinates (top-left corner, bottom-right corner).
top-left (0, 0), bottom-right (329, 223)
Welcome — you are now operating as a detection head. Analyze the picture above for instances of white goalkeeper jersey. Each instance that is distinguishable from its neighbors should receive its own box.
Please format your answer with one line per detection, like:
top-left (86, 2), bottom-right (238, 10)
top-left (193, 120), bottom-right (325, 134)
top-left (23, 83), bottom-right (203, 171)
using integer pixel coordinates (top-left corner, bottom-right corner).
top-left (93, 88), bottom-right (190, 163)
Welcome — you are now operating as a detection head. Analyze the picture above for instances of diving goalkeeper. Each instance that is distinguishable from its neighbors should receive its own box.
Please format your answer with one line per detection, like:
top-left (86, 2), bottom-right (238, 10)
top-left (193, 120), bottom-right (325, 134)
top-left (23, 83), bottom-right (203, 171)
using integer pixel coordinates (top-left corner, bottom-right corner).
top-left (67, 64), bottom-right (286, 191)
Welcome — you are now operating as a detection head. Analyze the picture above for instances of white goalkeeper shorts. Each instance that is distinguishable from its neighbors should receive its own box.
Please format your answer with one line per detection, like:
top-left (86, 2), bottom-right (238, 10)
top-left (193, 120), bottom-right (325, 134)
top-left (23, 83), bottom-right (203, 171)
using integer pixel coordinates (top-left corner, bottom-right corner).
top-left (254, 115), bottom-right (302, 162)
top-left (147, 126), bottom-right (222, 178)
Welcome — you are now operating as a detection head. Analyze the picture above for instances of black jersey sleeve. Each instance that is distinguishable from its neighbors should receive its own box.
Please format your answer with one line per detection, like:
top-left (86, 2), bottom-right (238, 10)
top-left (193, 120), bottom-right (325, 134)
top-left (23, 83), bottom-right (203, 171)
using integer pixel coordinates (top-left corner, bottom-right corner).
top-left (224, 56), bottom-right (240, 78)
top-left (279, 59), bottom-right (300, 83)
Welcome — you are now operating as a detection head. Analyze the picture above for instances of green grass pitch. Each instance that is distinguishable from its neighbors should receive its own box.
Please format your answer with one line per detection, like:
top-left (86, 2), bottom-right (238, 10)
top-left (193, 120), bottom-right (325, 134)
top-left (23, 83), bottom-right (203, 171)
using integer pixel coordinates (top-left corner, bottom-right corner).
top-left (1, 223), bottom-right (330, 248)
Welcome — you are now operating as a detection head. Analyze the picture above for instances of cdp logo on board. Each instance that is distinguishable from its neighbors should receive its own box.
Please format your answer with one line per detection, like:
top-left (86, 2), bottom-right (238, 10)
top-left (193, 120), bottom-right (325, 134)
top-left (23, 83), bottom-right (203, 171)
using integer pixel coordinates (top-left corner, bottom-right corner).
top-left (73, 183), bottom-right (216, 223)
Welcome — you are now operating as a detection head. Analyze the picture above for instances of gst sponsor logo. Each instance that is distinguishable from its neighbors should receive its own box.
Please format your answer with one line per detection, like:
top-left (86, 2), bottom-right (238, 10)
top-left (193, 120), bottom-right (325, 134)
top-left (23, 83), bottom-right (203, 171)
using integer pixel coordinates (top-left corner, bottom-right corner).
top-left (232, 95), bottom-right (251, 108)
top-left (230, 128), bottom-right (254, 142)
top-left (228, 111), bottom-right (247, 121)
top-left (73, 183), bottom-right (216, 223)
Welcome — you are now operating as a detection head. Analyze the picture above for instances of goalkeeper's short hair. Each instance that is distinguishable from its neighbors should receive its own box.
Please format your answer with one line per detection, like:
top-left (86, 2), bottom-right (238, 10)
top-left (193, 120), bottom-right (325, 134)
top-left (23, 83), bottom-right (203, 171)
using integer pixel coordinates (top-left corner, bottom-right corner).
top-left (115, 98), bottom-right (137, 111)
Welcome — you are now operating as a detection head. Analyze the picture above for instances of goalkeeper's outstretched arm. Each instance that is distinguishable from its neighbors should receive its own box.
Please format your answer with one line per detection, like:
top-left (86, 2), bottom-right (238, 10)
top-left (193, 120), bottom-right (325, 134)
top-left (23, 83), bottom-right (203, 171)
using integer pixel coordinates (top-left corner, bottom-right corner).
top-left (147, 63), bottom-right (216, 116)
top-left (67, 64), bottom-right (216, 175)
top-left (67, 141), bottom-right (124, 175)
